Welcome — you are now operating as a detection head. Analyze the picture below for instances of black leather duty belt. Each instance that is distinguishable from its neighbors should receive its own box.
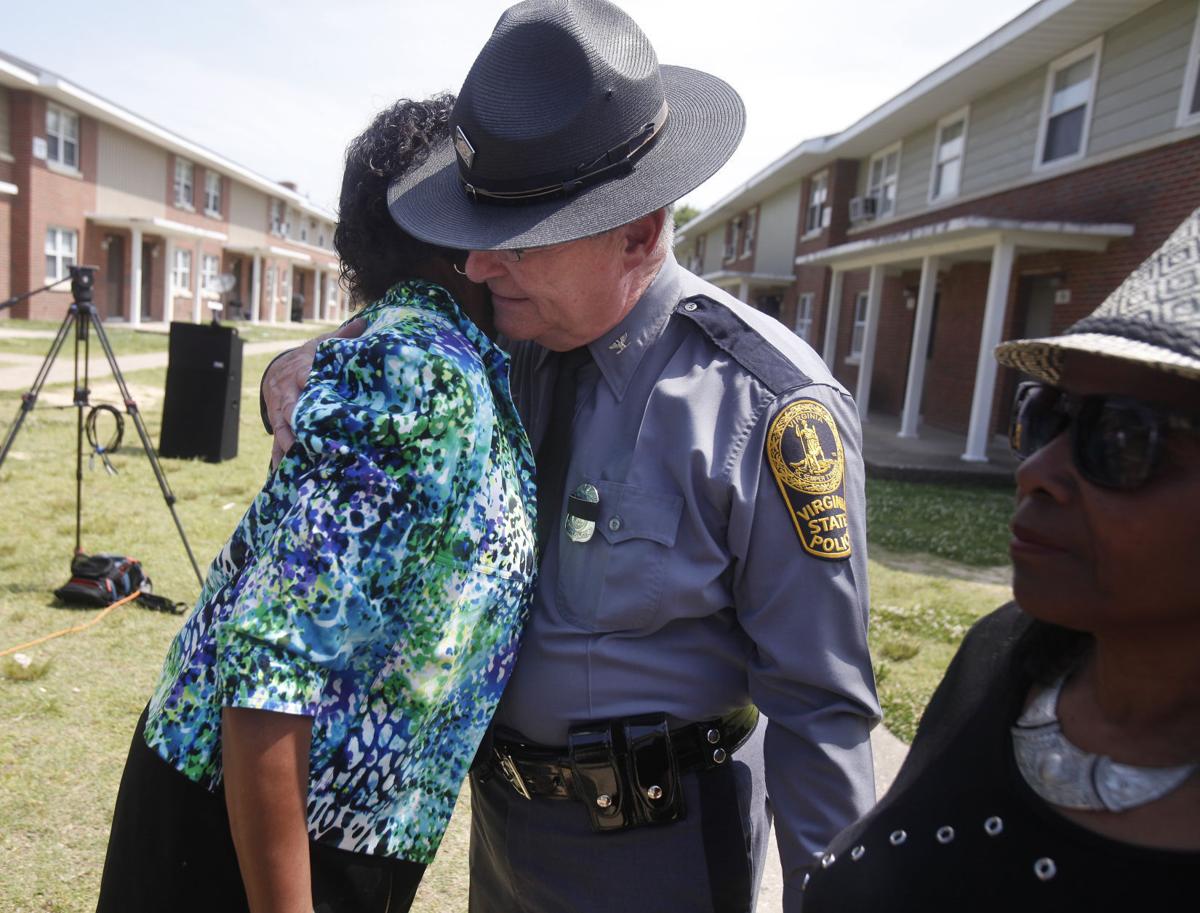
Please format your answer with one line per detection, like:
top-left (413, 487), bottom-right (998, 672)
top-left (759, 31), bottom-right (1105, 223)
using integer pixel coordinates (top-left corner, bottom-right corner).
top-left (489, 707), bottom-right (760, 833)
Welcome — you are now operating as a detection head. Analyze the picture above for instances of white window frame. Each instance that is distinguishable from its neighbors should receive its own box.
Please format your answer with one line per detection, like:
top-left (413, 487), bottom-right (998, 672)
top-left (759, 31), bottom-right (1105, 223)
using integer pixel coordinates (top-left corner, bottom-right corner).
top-left (201, 254), bottom-right (221, 298)
top-left (724, 218), bottom-right (742, 261)
top-left (741, 209), bottom-right (756, 258)
top-left (804, 172), bottom-right (829, 236)
top-left (848, 291), bottom-right (869, 363)
top-left (45, 104), bottom-right (80, 171)
top-left (1035, 37), bottom-right (1103, 171)
top-left (204, 172), bottom-right (222, 217)
top-left (174, 158), bottom-right (195, 209)
top-left (1178, 3), bottom-right (1200, 128)
top-left (44, 227), bottom-right (77, 282)
top-left (928, 107), bottom-right (969, 203)
top-left (270, 199), bottom-right (286, 236)
top-left (794, 292), bottom-right (814, 342)
top-left (171, 249), bottom-right (193, 296)
top-left (867, 142), bottom-right (902, 219)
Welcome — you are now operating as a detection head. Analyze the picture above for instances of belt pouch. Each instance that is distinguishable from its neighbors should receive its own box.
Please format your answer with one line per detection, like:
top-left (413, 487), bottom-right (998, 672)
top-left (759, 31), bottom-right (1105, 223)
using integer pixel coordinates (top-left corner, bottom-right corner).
top-left (623, 716), bottom-right (685, 826)
top-left (567, 725), bottom-right (628, 832)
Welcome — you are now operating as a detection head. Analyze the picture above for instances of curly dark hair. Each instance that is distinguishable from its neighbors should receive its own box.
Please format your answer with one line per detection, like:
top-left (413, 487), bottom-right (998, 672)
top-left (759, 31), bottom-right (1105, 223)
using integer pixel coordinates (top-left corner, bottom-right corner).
top-left (334, 94), bottom-right (458, 307)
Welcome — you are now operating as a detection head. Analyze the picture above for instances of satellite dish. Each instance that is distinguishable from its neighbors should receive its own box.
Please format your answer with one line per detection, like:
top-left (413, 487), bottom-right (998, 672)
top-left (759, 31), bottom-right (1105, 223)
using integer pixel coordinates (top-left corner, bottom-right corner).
top-left (213, 273), bottom-right (237, 294)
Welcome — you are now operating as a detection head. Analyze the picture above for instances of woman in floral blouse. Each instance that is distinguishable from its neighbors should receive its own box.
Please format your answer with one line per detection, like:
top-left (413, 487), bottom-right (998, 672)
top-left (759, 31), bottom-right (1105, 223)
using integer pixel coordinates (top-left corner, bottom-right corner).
top-left (96, 96), bottom-right (536, 913)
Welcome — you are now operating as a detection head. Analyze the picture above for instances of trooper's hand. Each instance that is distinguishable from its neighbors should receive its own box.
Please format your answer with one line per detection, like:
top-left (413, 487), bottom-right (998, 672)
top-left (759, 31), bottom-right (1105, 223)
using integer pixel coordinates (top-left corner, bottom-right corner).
top-left (266, 319), bottom-right (367, 468)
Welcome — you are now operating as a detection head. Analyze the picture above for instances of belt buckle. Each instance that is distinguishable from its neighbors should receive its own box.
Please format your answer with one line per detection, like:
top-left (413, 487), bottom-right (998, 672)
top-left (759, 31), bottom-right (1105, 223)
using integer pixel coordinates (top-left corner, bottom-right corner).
top-left (493, 745), bottom-right (533, 800)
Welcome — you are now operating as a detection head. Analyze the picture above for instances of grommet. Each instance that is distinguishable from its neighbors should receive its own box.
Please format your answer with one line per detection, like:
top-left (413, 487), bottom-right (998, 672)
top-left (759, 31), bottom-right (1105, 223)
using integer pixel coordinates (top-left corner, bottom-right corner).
top-left (706, 728), bottom-right (721, 744)
top-left (889, 830), bottom-right (907, 846)
top-left (936, 826), bottom-right (955, 844)
top-left (712, 748), bottom-right (727, 764)
top-left (820, 852), bottom-right (835, 868)
top-left (683, 302), bottom-right (698, 312)
top-left (646, 785), bottom-right (663, 800)
top-left (850, 845), bottom-right (866, 862)
top-left (1034, 858), bottom-right (1057, 881)
top-left (608, 516), bottom-right (622, 532)
top-left (984, 816), bottom-right (1004, 837)
top-left (596, 794), bottom-right (613, 809)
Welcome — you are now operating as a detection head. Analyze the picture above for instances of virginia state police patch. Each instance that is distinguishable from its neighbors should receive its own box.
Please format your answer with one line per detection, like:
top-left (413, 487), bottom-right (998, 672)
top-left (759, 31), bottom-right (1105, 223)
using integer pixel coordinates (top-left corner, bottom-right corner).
top-left (766, 399), bottom-right (851, 560)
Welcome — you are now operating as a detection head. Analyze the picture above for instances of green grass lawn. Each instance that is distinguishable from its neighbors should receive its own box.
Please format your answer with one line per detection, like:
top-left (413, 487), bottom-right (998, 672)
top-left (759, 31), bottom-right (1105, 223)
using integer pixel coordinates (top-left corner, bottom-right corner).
top-left (0, 332), bottom-right (1016, 912)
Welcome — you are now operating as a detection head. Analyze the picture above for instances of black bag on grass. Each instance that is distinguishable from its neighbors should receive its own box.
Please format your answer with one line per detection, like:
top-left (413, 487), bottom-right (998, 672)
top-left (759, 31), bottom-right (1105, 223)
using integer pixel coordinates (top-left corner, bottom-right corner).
top-left (54, 553), bottom-right (147, 607)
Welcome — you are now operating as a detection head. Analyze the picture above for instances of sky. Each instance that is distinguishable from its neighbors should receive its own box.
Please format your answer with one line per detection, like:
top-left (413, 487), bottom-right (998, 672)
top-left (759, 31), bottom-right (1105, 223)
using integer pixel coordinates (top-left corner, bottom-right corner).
top-left (4, 0), bottom-right (1039, 215)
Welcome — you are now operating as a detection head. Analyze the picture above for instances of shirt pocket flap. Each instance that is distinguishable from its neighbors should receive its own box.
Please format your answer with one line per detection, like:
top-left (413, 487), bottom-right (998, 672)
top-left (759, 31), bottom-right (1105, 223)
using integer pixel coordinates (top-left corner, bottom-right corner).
top-left (597, 481), bottom-right (683, 547)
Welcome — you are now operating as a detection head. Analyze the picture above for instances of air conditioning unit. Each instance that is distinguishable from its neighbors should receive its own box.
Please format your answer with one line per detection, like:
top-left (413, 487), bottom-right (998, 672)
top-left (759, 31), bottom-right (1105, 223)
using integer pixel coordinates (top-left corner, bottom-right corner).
top-left (848, 195), bottom-right (878, 224)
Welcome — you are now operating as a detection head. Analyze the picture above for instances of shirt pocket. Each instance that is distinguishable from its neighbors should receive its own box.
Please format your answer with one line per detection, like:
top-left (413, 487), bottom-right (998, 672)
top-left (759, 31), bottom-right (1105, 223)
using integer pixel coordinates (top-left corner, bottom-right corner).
top-left (556, 480), bottom-right (684, 632)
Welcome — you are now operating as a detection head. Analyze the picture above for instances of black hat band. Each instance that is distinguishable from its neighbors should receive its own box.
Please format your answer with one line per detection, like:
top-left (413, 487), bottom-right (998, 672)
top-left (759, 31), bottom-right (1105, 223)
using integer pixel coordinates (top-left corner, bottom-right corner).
top-left (460, 100), bottom-right (670, 206)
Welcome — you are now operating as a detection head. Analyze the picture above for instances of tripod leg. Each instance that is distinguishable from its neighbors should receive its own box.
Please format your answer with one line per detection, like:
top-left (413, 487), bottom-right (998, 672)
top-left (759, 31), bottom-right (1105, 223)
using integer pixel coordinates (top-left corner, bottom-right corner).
top-left (85, 307), bottom-right (205, 586)
top-left (0, 307), bottom-right (78, 470)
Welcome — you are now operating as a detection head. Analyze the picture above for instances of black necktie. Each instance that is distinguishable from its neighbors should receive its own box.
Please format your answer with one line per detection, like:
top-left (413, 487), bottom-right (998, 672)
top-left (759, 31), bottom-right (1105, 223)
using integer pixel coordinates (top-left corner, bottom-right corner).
top-left (536, 347), bottom-right (590, 554)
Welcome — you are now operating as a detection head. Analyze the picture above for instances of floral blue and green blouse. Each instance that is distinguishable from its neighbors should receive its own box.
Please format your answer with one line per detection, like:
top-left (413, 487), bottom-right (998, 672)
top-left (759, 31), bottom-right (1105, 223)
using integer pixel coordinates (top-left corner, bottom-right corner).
top-left (143, 281), bottom-right (536, 864)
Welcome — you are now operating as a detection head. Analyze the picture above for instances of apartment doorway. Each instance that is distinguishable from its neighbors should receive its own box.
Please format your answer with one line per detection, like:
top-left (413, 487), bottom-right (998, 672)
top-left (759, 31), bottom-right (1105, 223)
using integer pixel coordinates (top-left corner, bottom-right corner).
top-left (140, 241), bottom-right (154, 320)
top-left (104, 235), bottom-right (125, 320)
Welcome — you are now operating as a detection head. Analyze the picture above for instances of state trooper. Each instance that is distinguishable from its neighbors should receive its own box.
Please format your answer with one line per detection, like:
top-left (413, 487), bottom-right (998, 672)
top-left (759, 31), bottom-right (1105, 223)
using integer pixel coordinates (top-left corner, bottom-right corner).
top-left (262, 2), bottom-right (880, 910)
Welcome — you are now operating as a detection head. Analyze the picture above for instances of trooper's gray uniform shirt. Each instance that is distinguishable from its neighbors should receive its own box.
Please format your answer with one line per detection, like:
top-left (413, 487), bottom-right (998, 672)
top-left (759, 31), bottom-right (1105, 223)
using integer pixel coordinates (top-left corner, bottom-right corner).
top-left (491, 255), bottom-right (880, 909)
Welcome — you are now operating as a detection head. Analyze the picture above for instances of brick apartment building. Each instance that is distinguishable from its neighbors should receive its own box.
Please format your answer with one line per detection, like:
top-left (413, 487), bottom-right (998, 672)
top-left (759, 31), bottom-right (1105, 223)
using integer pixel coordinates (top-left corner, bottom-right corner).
top-left (677, 0), bottom-right (1200, 461)
top-left (0, 50), bottom-right (342, 326)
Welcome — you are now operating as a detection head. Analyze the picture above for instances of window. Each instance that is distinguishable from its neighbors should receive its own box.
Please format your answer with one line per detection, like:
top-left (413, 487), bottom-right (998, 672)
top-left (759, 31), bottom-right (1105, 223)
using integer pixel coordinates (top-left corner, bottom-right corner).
top-left (867, 144), bottom-right (901, 218)
top-left (174, 158), bottom-right (194, 208)
top-left (270, 200), bottom-right (286, 236)
top-left (741, 210), bottom-right (755, 258)
top-left (318, 229), bottom-right (326, 249)
top-left (1179, 4), bottom-right (1200, 127)
top-left (794, 292), bottom-right (814, 341)
top-left (46, 104), bottom-right (79, 169)
top-left (805, 173), bottom-right (829, 234)
top-left (201, 254), bottom-right (220, 294)
top-left (930, 109), bottom-right (968, 202)
top-left (172, 249), bottom-right (192, 293)
top-left (1037, 39), bottom-right (1102, 167)
top-left (724, 219), bottom-right (741, 260)
top-left (45, 227), bottom-right (77, 280)
top-left (849, 291), bottom-right (869, 360)
top-left (204, 172), bottom-right (221, 216)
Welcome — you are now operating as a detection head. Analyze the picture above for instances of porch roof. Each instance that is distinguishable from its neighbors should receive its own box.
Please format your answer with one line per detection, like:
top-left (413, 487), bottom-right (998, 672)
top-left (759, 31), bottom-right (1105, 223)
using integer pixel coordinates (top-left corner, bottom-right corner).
top-left (702, 270), bottom-right (796, 286)
top-left (87, 213), bottom-right (227, 243)
top-left (795, 216), bottom-right (1134, 271)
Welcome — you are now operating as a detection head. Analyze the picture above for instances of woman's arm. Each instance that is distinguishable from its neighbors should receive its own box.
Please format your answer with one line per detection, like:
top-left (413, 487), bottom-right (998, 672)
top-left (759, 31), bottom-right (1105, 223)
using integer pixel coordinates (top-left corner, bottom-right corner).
top-left (222, 707), bottom-right (314, 913)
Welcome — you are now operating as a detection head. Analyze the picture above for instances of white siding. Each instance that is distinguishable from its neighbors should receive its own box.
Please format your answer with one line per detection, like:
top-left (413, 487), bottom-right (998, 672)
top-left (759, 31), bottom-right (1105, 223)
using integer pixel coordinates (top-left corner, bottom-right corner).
top-left (1090, 0), bottom-right (1196, 156)
top-left (227, 182), bottom-right (270, 246)
top-left (896, 125), bottom-right (937, 216)
top-left (753, 185), bottom-right (801, 275)
top-left (959, 69), bottom-right (1045, 196)
top-left (94, 123), bottom-right (168, 218)
top-left (702, 229), bottom-right (724, 275)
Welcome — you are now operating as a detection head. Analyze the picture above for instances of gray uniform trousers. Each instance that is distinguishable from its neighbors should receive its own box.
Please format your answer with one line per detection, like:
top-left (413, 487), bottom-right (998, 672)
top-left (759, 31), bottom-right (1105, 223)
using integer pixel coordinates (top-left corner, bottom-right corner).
top-left (467, 720), bottom-right (770, 913)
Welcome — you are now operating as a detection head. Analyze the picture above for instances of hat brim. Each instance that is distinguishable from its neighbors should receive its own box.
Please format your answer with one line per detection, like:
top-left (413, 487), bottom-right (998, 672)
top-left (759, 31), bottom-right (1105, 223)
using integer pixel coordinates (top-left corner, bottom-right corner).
top-left (994, 333), bottom-right (1200, 385)
top-left (387, 65), bottom-right (745, 250)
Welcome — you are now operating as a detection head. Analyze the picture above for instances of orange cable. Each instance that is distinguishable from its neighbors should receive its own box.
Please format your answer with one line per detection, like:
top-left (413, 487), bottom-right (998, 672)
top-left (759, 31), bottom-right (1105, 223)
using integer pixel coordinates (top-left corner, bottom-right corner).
top-left (0, 590), bottom-right (142, 658)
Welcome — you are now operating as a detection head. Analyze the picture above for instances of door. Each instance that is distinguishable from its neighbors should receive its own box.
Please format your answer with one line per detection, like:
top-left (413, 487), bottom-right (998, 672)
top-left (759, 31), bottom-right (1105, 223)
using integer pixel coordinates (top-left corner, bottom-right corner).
top-left (140, 241), bottom-right (154, 320)
top-left (104, 235), bottom-right (125, 320)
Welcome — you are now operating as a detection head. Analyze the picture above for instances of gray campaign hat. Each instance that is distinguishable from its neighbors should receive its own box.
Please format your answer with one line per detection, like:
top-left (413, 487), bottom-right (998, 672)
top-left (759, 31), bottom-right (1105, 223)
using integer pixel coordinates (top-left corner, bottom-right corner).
top-left (995, 207), bottom-right (1200, 383)
top-left (387, 0), bottom-right (745, 251)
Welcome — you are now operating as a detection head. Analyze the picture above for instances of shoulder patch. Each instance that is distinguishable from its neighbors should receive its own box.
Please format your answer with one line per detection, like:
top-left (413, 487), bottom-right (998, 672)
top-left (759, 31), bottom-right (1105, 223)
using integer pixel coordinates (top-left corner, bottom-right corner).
top-left (676, 295), bottom-right (811, 395)
top-left (766, 399), bottom-right (851, 561)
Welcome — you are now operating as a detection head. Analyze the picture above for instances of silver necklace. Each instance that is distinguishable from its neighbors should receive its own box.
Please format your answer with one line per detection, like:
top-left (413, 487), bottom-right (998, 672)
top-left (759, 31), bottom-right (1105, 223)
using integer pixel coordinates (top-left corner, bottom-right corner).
top-left (1011, 670), bottom-right (1199, 813)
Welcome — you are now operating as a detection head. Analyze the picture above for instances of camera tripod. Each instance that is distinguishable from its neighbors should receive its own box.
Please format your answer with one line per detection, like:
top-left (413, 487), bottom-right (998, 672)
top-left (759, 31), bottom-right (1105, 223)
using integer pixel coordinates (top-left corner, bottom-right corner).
top-left (0, 265), bottom-right (203, 585)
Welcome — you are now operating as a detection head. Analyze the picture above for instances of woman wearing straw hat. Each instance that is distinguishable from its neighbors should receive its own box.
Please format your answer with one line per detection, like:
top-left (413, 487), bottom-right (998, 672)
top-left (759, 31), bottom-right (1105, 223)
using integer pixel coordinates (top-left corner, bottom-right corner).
top-left (802, 209), bottom-right (1200, 910)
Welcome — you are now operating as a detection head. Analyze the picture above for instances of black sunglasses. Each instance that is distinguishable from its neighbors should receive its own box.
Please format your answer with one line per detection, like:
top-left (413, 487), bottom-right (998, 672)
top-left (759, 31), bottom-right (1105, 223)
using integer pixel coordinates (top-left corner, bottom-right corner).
top-left (1009, 381), bottom-right (1200, 490)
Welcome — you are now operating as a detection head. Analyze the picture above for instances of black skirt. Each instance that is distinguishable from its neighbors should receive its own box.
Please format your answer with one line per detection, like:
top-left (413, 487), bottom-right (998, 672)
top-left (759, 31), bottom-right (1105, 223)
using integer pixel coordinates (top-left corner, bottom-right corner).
top-left (96, 707), bottom-right (426, 913)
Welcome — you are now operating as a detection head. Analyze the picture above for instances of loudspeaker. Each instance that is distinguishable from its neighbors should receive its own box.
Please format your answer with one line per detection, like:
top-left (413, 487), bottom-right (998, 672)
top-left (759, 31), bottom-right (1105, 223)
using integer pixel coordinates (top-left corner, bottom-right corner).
top-left (159, 322), bottom-right (243, 462)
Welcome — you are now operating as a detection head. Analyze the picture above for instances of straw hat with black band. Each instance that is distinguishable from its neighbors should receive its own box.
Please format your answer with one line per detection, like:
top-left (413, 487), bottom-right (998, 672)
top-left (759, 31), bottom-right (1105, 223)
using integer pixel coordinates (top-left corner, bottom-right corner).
top-left (387, 0), bottom-right (746, 251)
top-left (995, 206), bottom-right (1200, 383)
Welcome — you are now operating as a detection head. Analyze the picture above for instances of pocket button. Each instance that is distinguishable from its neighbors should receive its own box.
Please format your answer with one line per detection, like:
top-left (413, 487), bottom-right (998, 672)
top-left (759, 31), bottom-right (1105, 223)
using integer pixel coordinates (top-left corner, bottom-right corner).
top-left (608, 516), bottom-right (623, 532)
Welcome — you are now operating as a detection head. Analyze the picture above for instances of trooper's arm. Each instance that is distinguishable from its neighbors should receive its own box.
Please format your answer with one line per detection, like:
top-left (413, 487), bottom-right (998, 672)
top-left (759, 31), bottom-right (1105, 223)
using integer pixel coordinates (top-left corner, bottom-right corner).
top-left (260, 319), bottom-right (366, 466)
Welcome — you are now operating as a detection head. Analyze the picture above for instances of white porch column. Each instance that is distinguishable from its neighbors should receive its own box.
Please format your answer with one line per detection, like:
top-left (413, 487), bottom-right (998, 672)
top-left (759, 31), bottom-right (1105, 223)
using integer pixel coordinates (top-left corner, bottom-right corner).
top-left (268, 263), bottom-right (278, 324)
top-left (898, 256), bottom-right (940, 438)
top-left (250, 255), bottom-right (262, 323)
top-left (314, 270), bottom-right (325, 321)
top-left (962, 238), bottom-right (1016, 462)
top-left (162, 239), bottom-right (174, 323)
top-left (854, 264), bottom-right (885, 421)
top-left (129, 227), bottom-right (143, 327)
top-left (192, 243), bottom-right (203, 323)
top-left (821, 270), bottom-right (844, 366)
top-left (738, 279), bottom-right (750, 304)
